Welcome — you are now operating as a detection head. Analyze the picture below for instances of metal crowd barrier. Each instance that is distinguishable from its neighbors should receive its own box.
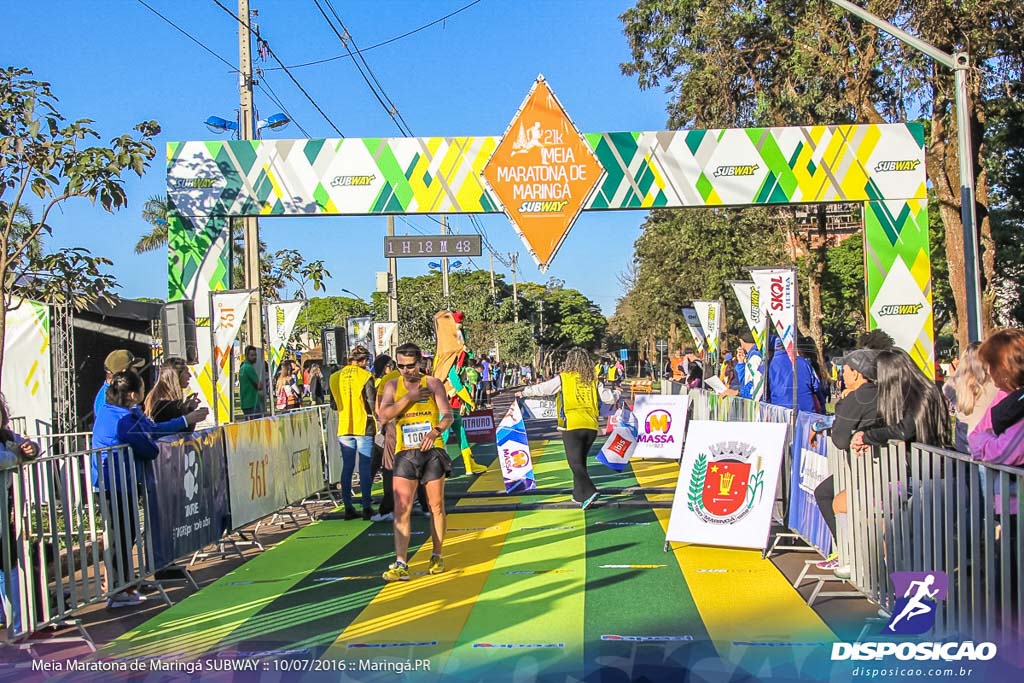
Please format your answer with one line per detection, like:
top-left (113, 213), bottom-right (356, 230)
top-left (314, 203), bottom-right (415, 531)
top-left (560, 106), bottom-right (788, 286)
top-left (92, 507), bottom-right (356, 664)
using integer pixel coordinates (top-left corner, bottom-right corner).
top-left (682, 388), bottom-right (1023, 643)
top-left (1, 444), bottom-right (166, 648)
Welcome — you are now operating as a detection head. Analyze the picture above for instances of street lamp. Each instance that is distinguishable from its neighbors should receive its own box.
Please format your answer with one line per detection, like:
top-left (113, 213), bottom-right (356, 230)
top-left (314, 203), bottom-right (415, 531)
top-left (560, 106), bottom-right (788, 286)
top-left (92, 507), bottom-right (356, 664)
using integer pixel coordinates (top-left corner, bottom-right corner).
top-left (339, 287), bottom-right (366, 301)
top-left (428, 261), bottom-right (463, 270)
top-left (203, 112), bottom-right (291, 138)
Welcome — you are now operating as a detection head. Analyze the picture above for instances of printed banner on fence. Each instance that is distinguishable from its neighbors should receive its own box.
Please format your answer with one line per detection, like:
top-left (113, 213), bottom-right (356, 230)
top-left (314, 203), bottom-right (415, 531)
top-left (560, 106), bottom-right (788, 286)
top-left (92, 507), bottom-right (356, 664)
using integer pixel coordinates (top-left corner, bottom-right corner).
top-left (631, 394), bottom-right (690, 460)
top-left (149, 427), bottom-right (229, 568)
top-left (521, 397), bottom-right (557, 420)
top-left (223, 417), bottom-right (289, 528)
top-left (274, 409), bottom-right (326, 504)
top-left (208, 290), bottom-right (254, 424)
top-left (496, 402), bottom-right (536, 493)
top-left (372, 321), bottom-right (397, 356)
top-left (787, 411), bottom-right (833, 554)
top-left (728, 280), bottom-right (768, 401)
top-left (692, 301), bottom-right (722, 356)
top-left (667, 420), bottom-right (788, 550)
top-left (681, 307), bottom-right (706, 351)
top-left (267, 300), bottom-right (305, 380)
top-left (346, 316), bottom-right (374, 355)
top-left (462, 409), bottom-right (497, 443)
top-left (750, 267), bottom-right (797, 362)
top-left (2, 298), bottom-right (52, 435)
top-left (325, 408), bottom-right (342, 484)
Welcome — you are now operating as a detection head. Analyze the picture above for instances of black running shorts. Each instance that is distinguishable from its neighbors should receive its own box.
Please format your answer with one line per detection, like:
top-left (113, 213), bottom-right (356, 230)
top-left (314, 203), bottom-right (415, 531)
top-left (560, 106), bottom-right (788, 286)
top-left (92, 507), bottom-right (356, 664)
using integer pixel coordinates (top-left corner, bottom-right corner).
top-left (392, 447), bottom-right (452, 483)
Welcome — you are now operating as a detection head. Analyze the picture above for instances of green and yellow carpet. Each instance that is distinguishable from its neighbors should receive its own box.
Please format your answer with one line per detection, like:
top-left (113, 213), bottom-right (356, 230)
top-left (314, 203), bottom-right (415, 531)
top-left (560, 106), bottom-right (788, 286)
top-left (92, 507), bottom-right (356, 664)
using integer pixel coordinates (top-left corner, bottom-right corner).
top-left (100, 436), bottom-right (836, 681)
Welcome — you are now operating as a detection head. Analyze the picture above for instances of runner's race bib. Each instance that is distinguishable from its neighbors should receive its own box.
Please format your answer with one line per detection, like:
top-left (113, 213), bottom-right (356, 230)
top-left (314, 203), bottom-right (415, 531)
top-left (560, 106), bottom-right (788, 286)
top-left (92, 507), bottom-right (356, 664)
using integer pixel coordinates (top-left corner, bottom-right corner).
top-left (402, 421), bottom-right (432, 447)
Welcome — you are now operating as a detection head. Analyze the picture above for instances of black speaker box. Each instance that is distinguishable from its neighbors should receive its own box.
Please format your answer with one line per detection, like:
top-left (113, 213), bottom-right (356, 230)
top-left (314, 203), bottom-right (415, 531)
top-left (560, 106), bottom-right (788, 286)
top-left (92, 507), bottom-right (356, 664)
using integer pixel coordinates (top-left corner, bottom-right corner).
top-left (162, 300), bottom-right (199, 364)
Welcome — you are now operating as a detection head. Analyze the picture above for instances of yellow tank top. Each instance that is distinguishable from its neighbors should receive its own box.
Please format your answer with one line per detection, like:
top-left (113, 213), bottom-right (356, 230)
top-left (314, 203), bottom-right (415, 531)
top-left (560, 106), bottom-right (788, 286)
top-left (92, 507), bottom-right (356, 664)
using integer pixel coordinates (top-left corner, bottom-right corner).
top-left (330, 365), bottom-right (373, 436)
top-left (607, 365), bottom-right (618, 381)
top-left (557, 371), bottom-right (599, 431)
top-left (394, 376), bottom-right (446, 452)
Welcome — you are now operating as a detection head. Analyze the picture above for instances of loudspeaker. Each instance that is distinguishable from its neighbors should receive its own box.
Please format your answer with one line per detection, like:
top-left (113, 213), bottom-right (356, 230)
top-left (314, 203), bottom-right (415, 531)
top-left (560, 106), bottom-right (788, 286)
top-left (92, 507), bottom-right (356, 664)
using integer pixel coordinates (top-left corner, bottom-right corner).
top-left (162, 300), bottom-right (198, 364)
top-left (321, 326), bottom-right (348, 367)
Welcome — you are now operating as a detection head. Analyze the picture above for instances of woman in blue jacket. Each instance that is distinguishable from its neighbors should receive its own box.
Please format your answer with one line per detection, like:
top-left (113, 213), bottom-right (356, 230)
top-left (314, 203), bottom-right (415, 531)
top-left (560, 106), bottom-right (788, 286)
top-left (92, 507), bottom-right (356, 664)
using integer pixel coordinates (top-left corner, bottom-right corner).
top-left (91, 370), bottom-right (206, 608)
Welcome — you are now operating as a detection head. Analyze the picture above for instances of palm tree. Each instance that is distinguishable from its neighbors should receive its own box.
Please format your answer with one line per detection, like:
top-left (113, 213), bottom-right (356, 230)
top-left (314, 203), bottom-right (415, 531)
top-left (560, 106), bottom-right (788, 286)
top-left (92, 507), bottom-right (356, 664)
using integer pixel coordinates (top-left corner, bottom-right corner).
top-left (134, 194), bottom-right (170, 253)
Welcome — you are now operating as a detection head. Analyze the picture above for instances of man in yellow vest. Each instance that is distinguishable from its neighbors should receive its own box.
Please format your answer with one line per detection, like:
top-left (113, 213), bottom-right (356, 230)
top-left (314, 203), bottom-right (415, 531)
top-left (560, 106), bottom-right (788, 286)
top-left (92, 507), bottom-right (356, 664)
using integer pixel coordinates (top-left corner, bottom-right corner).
top-left (328, 345), bottom-right (377, 521)
top-left (376, 342), bottom-right (455, 581)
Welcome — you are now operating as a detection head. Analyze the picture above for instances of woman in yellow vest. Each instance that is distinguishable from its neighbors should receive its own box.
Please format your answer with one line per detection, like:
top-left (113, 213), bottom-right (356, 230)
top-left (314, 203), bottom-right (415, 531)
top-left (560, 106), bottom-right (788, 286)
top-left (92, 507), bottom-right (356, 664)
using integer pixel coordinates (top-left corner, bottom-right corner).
top-left (328, 345), bottom-right (376, 520)
top-left (517, 348), bottom-right (618, 509)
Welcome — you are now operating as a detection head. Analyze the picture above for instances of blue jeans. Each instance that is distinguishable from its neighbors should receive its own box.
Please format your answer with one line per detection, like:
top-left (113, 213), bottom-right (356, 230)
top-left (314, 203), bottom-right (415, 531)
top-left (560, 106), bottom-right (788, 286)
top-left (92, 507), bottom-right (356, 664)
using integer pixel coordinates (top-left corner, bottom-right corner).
top-left (0, 567), bottom-right (20, 633)
top-left (339, 435), bottom-right (374, 510)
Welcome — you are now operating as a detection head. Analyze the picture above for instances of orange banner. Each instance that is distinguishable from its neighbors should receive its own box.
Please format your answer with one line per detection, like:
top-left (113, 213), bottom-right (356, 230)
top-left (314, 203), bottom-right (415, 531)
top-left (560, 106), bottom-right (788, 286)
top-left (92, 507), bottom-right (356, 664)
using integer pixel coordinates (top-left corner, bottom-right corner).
top-left (482, 76), bottom-right (603, 270)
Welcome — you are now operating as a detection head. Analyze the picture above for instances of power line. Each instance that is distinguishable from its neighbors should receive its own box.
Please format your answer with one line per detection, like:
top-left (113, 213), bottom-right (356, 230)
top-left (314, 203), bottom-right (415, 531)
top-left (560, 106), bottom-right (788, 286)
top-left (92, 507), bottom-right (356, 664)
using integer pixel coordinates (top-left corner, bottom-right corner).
top-left (256, 76), bottom-right (311, 137)
top-left (210, 0), bottom-right (345, 137)
top-left (266, 0), bottom-right (483, 72)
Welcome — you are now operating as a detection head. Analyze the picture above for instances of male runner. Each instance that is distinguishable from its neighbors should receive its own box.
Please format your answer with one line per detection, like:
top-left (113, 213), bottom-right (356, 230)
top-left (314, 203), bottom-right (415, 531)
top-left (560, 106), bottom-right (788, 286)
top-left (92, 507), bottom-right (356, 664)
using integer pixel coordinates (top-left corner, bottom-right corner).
top-left (376, 342), bottom-right (455, 581)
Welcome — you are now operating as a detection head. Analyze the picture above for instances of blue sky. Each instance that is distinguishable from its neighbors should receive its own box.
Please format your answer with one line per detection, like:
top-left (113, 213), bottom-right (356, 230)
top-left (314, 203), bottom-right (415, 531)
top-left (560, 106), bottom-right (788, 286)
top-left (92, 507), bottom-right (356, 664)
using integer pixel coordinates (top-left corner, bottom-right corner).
top-left (4, 0), bottom-right (672, 315)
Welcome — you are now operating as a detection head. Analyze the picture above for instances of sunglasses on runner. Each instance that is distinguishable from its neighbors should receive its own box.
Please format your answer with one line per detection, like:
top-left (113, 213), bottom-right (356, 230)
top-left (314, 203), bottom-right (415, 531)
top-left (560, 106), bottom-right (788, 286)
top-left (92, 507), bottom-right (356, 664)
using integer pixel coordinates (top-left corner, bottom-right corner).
top-left (396, 362), bottom-right (418, 369)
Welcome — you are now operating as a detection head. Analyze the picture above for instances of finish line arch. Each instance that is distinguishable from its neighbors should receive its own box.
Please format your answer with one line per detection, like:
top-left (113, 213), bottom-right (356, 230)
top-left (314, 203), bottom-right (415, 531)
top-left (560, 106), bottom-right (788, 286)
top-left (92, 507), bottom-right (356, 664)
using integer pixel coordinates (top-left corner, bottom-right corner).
top-left (166, 90), bottom-right (932, 420)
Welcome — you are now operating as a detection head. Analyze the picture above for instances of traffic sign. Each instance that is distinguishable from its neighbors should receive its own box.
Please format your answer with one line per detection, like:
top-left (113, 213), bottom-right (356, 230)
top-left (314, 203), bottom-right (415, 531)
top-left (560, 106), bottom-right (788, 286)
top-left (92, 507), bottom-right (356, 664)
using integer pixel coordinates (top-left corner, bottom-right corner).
top-left (384, 235), bottom-right (482, 258)
top-left (656, 340), bottom-right (668, 352)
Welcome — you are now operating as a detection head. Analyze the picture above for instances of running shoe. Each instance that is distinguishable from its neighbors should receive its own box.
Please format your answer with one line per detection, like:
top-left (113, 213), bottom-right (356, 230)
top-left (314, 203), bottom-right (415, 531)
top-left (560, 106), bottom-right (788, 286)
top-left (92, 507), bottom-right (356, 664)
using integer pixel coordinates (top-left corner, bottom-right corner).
top-left (382, 561), bottom-right (410, 582)
top-left (370, 512), bottom-right (394, 522)
top-left (815, 553), bottom-right (839, 570)
top-left (343, 506), bottom-right (359, 521)
top-left (834, 564), bottom-right (852, 579)
top-left (106, 591), bottom-right (145, 608)
top-left (362, 507), bottom-right (373, 521)
top-left (428, 555), bottom-right (445, 575)
top-left (581, 492), bottom-right (600, 510)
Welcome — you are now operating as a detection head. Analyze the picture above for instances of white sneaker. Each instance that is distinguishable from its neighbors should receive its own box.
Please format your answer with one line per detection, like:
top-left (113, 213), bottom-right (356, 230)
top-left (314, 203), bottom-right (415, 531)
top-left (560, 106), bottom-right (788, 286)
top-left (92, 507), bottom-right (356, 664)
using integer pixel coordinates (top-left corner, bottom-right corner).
top-left (833, 564), bottom-right (852, 579)
top-left (370, 512), bottom-right (394, 522)
top-left (107, 591), bottom-right (145, 608)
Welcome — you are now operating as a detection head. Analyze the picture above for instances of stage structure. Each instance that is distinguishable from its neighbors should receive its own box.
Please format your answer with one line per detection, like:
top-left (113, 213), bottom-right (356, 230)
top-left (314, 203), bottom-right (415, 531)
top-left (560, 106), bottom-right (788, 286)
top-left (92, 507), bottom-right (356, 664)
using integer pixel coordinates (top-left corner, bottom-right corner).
top-left (166, 76), bottom-right (933, 415)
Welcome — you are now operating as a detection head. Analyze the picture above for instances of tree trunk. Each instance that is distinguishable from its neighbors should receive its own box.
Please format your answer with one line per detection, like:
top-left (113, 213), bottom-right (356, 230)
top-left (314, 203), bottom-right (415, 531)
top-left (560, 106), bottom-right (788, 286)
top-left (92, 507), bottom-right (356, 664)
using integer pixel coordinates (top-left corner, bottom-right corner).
top-left (807, 208), bottom-right (829, 374)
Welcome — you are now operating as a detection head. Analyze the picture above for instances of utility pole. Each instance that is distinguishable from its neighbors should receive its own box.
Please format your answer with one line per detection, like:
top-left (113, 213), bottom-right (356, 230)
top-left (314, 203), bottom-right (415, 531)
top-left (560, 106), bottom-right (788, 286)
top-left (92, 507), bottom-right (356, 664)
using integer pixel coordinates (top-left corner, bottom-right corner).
top-left (510, 252), bottom-right (519, 323)
top-left (238, 0), bottom-right (262, 350)
top-left (826, 0), bottom-right (982, 342)
top-left (440, 215), bottom-right (450, 301)
top-left (387, 216), bottom-right (399, 355)
top-left (488, 250), bottom-right (497, 302)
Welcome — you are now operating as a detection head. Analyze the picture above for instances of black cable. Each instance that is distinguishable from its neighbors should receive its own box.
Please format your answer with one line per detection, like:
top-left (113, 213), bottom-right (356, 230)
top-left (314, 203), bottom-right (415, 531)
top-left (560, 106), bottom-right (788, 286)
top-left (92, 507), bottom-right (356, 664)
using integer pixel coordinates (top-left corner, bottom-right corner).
top-left (136, 0), bottom-right (236, 71)
top-left (210, 0), bottom-right (344, 137)
top-left (266, 0), bottom-right (483, 72)
top-left (257, 78), bottom-right (311, 138)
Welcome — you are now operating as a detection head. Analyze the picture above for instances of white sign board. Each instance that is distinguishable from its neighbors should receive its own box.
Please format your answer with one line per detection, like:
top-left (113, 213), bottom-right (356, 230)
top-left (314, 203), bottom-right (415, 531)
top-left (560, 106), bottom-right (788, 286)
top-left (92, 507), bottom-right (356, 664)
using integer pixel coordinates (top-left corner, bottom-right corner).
top-left (666, 420), bottom-right (788, 550)
top-left (521, 398), bottom-right (557, 420)
top-left (631, 394), bottom-right (691, 460)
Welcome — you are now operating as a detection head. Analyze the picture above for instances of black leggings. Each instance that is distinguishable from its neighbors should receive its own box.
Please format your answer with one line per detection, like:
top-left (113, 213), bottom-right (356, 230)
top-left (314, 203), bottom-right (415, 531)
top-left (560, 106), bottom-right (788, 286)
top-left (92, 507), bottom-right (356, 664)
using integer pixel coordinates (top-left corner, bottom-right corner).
top-left (814, 476), bottom-right (837, 544)
top-left (562, 429), bottom-right (598, 502)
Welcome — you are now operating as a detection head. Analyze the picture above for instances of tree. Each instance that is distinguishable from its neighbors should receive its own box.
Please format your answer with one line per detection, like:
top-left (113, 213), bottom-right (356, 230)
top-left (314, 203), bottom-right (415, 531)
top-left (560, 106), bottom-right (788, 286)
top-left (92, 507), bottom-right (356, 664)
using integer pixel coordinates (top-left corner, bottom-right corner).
top-left (261, 248), bottom-right (331, 301)
top-left (293, 295), bottom-right (369, 346)
top-left (0, 67), bottom-right (158, 377)
top-left (134, 194), bottom-right (169, 253)
top-left (620, 0), bottom-right (1024, 348)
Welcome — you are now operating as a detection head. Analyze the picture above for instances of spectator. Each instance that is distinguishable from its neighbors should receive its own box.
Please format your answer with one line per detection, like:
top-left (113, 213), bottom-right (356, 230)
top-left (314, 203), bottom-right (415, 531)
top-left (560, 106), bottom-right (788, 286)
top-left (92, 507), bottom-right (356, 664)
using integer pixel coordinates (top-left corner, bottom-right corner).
top-left (969, 329), bottom-right (1024, 465)
top-left (722, 353), bottom-right (741, 392)
top-left (857, 329), bottom-right (896, 351)
top-left (308, 364), bottom-right (326, 406)
top-left (813, 348), bottom-right (880, 572)
top-left (686, 361), bottom-right (704, 389)
top-left (766, 337), bottom-right (823, 412)
top-left (850, 348), bottom-right (950, 452)
top-left (239, 346), bottom-right (264, 419)
top-left (479, 356), bottom-right (492, 407)
top-left (329, 346), bottom-right (377, 520)
top-left (144, 358), bottom-right (200, 422)
top-left (1, 394), bottom-right (39, 635)
top-left (93, 350), bottom-right (146, 424)
top-left (92, 370), bottom-right (206, 608)
top-left (276, 361), bottom-right (302, 411)
top-left (947, 343), bottom-right (997, 454)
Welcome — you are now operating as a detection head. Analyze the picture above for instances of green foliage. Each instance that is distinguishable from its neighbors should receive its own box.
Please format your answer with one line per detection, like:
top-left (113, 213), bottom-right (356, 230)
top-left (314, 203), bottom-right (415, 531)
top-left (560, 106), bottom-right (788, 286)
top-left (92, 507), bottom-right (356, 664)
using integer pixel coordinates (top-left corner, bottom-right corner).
top-left (294, 295), bottom-right (370, 343)
top-left (815, 232), bottom-right (865, 351)
top-left (984, 95), bottom-right (1024, 326)
top-left (261, 248), bottom-right (331, 301)
top-left (0, 66), bottom-right (159, 376)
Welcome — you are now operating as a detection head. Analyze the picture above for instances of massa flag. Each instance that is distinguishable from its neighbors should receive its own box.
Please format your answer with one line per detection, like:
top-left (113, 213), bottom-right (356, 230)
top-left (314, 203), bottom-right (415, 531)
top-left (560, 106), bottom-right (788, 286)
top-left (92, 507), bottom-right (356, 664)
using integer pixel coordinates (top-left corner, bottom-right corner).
top-left (496, 401), bottom-right (536, 493)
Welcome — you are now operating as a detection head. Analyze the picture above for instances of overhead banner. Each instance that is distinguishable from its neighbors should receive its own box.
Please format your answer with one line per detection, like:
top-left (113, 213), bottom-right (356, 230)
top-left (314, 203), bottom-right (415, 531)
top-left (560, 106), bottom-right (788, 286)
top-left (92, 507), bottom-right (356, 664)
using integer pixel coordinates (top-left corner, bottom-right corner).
top-left (631, 394), bottom-right (691, 461)
top-left (681, 307), bottom-right (706, 351)
top-left (346, 316), bottom-right (374, 355)
top-left (750, 267), bottom-right (797, 362)
top-left (2, 298), bottom-right (52, 435)
top-left (149, 428), bottom-right (230, 568)
top-left (267, 300), bottom-right (305, 381)
top-left (462, 409), bottom-right (497, 444)
top-left (481, 75), bottom-right (604, 271)
top-left (788, 412), bottom-right (832, 555)
top-left (209, 290), bottom-right (254, 424)
top-left (667, 420), bottom-right (789, 550)
top-left (496, 402), bottom-right (536, 493)
top-left (692, 301), bottom-right (722, 356)
top-left (372, 321), bottom-right (398, 356)
top-left (728, 280), bottom-right (768, 402)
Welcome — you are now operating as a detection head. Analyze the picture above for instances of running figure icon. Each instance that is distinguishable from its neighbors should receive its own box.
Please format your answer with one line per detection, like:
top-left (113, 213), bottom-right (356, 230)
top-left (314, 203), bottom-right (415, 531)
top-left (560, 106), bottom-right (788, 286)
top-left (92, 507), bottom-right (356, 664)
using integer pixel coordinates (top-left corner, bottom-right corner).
top-left (886, 573), bottom-right (940, 632)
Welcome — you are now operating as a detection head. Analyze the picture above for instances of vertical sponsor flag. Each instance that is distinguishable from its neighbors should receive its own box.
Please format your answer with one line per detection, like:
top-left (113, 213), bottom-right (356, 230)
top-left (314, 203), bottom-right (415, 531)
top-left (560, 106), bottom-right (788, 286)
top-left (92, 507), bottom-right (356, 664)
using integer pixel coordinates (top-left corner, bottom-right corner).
top-left (598, 407), bottom-right (639, 472)
top-left (692, 301), bottom-right (722, 356)
top-left (267, 300), bottom-right (305, 381)
top-left (209, 290), bottom-right (254, 423)
top-left (749, 268), bottom-right (797, 362)
top-left (373, 321), bottom-right (398, 356)
top-left (346, 316), bottom-right (374, 355)
top-left (728, 280), bottom-right (768, 401)
top-left (2, 298), bottom-right (52, 434)
top-left (496, 401), bottom-right (536, 493)
top-left (681, 307), bottom-right (707, 351)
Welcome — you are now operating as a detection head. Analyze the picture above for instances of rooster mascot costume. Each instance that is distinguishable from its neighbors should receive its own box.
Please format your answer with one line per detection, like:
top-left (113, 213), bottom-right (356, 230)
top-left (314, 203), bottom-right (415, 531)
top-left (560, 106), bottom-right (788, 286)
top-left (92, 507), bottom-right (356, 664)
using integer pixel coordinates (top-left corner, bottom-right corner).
top-left (432, 310), bottom-right (488, 474)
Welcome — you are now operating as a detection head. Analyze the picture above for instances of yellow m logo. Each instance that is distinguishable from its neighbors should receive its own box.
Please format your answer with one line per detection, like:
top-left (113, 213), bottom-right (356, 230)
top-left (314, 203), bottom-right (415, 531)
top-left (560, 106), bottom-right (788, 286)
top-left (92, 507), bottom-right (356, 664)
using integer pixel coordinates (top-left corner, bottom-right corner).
top-left (647, 413), bottom-right (670, 433)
